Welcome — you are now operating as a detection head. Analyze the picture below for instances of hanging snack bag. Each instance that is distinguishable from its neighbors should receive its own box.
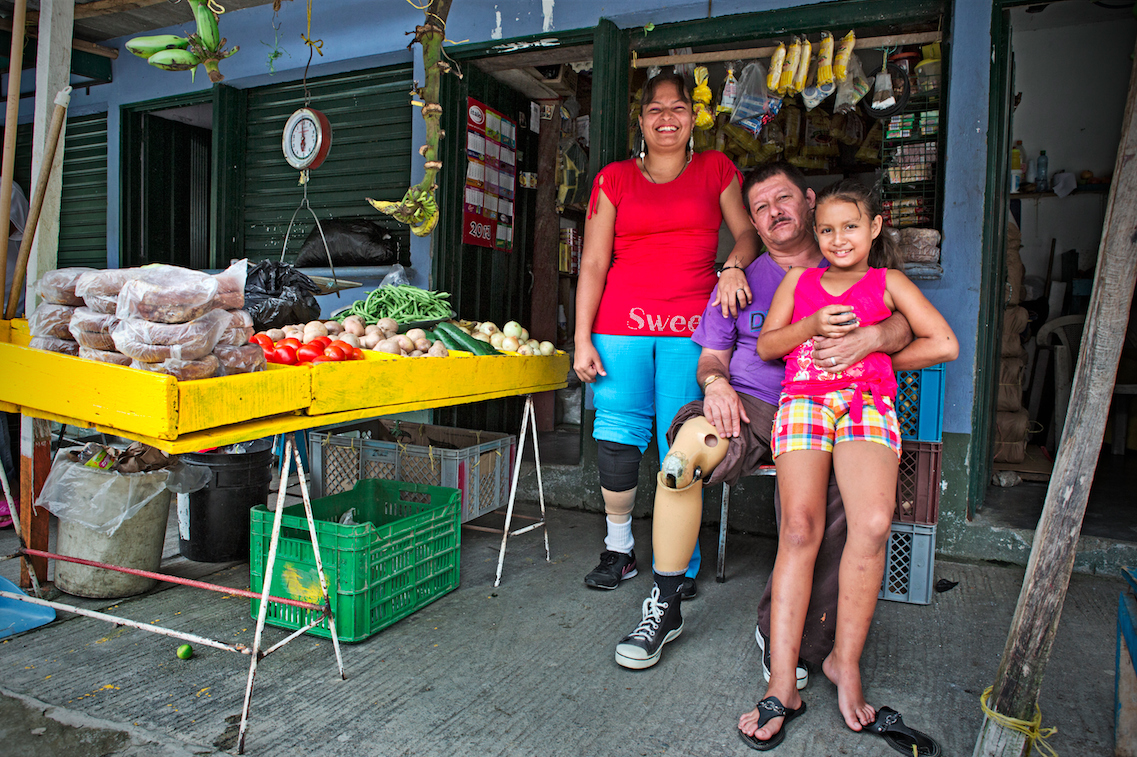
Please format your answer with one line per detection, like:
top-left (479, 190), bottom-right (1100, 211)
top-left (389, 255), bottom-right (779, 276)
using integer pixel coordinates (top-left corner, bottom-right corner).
top-left (732, 61), bottom-right (782, 135)
top-left (834, 53), bottom-right (871, 113)
top-left (801, 59), bottom-right (837, 111)
top-left (816, 32), bottom-right (835, 86)
top-left (778, 37), bottom-right (802, 95)
top-left (833, 30), bottom-right (856, 82)
top-left (870, 63), bottom-right (897, 111)
top-left (716, 62), bottom-right (739, 115)
top-left (791, 37), bottom-right (812, 96)
top-left (766, 42), bottom-right (786, 92)
top-left (692, 66), bottom-right (715, 130)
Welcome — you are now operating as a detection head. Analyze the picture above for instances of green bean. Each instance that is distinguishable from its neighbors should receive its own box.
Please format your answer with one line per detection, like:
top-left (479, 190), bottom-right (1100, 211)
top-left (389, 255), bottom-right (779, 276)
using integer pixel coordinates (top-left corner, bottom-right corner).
top-left (337, 286), bottom-right (452, 325)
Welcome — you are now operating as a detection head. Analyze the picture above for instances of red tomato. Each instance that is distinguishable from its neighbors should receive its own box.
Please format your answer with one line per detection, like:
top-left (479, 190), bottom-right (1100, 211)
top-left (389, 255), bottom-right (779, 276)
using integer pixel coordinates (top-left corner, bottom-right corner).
top-left (310, 355), bottom-right (336, 364)
top-left (279, 337), bottom-right (302, 350)
top-left (264, 349), bottom-right (280, 363)
top-left (251, 333), bottom-right (274, 349)
top-left (296, 344), bottom-right (323, 363)
top-left (351, 348), bottom-right (365, 361)
top-left (323, 345), bottom-right (347, 361)
top-left (309, 335), bottom-right (332, 349)
top-left (273, 345), bottom-right (299, 365)
top-left (329, 339), bottom-right (354, 353)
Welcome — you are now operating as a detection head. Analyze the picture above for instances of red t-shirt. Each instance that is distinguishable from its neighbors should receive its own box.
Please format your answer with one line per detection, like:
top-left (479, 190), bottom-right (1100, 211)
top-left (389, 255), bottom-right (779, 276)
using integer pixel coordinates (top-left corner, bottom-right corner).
top-left (589, 150), bottom-right (742, 337)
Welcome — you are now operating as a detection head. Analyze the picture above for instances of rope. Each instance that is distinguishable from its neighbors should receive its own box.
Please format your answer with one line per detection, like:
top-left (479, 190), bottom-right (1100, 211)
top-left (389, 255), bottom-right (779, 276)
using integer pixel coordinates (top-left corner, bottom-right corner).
top-left (979, 686), bottom-right (1058, 757)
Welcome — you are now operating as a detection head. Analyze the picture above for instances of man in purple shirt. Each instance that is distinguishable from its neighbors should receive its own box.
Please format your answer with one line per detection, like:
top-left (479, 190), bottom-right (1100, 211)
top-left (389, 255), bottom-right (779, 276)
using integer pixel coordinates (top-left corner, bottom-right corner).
top-left (613, 163), bottom-right (911, 678)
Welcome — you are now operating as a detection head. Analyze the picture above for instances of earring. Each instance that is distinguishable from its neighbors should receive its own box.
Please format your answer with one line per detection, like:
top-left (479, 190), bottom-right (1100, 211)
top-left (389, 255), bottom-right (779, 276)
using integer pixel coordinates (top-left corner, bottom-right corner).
top-left (637, 130), bottom-right (646, 160)
top-left (687, 133), bottom-right (694, 163)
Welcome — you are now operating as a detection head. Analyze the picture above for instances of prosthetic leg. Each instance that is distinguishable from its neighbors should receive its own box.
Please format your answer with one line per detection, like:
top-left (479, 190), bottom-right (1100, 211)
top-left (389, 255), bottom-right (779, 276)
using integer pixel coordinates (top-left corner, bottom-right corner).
top-left (615, 416), bottom-right (728, 669)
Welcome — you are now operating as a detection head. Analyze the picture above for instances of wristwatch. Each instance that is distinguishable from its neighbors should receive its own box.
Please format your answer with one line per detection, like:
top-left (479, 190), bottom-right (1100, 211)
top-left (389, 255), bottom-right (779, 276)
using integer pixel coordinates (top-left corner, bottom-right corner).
top-left (702, 374), bottom-right (724, 391)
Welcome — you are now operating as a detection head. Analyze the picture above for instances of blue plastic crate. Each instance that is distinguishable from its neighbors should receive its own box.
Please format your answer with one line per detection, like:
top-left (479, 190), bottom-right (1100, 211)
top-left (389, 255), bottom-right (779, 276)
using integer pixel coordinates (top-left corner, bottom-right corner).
top-left (895, 364), bottom-right (945, 442)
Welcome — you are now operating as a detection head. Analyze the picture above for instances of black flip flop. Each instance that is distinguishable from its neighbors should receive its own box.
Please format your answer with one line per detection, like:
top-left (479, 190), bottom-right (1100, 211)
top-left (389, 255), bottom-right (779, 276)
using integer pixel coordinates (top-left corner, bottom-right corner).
top-left (738, 696), bottom-right (807, 751)
top-left (865, 706), bottom-right (942, 756)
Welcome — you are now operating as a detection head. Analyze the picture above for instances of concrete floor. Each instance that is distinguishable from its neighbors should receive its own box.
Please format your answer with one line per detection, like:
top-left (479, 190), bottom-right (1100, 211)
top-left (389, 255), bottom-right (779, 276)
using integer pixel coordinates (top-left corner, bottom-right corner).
top-left (982, 446), bottom-right (1137, 543)
top-left (0, 486), bottom-right (1128, 757)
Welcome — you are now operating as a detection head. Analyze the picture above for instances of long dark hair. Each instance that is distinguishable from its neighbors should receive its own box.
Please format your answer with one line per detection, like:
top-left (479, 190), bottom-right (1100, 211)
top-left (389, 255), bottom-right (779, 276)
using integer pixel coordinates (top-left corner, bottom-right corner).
top-left (640, 71), bottom-right (692, 109)
top-left (635, 72), bottom-right (692, 157)
top-left (814, 179), bottom-right (903, 270)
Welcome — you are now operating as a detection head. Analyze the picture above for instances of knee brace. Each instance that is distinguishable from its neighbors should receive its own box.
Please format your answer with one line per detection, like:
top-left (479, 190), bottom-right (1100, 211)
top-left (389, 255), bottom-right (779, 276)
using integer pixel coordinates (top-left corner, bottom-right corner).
top-left (660, 416), bottom-right (729, 489)
top-left (596, 440), bottom-right (643, 492)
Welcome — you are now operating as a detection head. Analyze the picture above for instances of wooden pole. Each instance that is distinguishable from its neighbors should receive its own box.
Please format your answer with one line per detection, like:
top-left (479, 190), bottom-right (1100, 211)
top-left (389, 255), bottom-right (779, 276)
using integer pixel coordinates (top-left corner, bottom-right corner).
top-left (972, 34), bottom-right (1137, 757)
top-left (0, 0), bottom-right (28, 316)
top-left (4, 87), bottom-right (69, 320)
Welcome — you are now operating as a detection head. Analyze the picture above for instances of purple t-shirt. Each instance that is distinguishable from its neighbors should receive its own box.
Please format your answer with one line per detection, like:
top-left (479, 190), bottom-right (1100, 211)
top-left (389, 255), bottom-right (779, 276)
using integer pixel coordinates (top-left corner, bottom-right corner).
top-left (692, 253), bottom-right (826, 406)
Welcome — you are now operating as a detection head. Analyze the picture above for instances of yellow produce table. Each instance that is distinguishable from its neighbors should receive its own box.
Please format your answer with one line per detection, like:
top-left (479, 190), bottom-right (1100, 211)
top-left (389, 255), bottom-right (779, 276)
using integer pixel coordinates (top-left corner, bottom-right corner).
top-left (0, 319), bottom-right (570, 453)
top-left (0, 318), bottom-right (568, 752)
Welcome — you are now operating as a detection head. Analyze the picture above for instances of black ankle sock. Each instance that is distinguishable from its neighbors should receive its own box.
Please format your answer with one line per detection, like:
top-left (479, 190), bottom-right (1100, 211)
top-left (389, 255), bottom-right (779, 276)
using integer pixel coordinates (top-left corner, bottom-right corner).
top-left (653, 572), bottom-right (685, 598)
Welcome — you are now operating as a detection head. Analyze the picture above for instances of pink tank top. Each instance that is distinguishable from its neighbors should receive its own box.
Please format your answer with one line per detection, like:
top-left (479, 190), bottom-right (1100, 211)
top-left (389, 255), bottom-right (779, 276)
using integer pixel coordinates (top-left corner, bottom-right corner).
top-left (782, 266), bottom-right (897, 422)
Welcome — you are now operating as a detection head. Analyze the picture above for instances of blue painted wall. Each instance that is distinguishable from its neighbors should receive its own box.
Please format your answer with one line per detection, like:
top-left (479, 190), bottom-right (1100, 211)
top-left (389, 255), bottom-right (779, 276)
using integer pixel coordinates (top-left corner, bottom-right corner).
top-left (11, 0), bottom-right (991, 440)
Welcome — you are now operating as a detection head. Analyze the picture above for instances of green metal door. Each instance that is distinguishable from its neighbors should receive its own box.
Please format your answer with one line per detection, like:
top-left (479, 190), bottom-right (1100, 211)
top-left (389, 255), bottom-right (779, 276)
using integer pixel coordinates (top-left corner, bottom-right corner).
top-left (434, 64), bottom-right (539, 433)
top-left (15, 113), bottom-right (108, 269)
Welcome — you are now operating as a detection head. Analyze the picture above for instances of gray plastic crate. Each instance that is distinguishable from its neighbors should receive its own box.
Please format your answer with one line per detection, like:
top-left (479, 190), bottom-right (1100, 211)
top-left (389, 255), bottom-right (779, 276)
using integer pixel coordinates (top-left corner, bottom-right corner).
top-left (879, 522), bottom-right (936, 605)
top-left (309, 420), bottom-right (515, 524)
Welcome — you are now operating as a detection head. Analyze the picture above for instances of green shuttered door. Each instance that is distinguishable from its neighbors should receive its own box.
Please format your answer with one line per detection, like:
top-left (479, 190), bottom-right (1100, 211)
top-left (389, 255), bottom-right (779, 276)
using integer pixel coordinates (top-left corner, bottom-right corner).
top-left (242, 62), bottom-right (413, 264)
top-left (15, 113), bottom-right (109, 269)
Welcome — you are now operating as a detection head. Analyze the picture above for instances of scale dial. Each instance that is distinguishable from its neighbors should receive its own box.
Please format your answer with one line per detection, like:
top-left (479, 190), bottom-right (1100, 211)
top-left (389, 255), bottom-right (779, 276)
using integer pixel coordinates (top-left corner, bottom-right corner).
top-left (282, 108), bottom-right (332, 171)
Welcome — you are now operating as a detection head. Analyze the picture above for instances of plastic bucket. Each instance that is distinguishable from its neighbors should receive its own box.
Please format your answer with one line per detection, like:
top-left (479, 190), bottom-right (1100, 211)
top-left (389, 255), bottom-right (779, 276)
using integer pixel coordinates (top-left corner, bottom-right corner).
top-left (178, 439), bottom-right (273, 562)
top-left (56, 487), bottom-right (171, 599)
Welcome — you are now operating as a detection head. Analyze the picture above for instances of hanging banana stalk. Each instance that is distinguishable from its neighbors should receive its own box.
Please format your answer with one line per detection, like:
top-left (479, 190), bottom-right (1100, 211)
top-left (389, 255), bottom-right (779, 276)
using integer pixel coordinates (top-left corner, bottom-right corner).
top-left (367, 0), bottom-right (455, 237)
top-left (125, 0), bottom-right (238, 83)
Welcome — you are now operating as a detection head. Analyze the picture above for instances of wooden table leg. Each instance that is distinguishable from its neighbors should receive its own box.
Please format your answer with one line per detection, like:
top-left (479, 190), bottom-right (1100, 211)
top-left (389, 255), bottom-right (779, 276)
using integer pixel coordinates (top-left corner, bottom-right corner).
top-left (19, 416), bottom-right (50, 587)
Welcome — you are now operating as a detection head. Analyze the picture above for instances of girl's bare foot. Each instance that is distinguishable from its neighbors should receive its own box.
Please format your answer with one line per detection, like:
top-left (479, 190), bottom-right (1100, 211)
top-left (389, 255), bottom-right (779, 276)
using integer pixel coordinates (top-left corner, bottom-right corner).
top-left (822, 654), bottom-right (875, 731)
top-left (738, 682), bottom-right (802, 741)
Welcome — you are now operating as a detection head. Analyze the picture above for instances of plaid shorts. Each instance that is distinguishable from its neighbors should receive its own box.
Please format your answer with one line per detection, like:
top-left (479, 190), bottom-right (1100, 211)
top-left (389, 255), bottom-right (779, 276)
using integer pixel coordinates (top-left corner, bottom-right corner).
top-left (772, 388), bottom-right (902, 459)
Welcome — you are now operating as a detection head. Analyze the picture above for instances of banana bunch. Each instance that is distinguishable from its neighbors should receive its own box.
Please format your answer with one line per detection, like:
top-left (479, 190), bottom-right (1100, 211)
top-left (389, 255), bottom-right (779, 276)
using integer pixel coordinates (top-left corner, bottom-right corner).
top-left (367, 184), bottom-right (439, 237)
top-left (126, 35), bottom-right (191, 60)
top-left (128, 0), bottom-right (237, 83)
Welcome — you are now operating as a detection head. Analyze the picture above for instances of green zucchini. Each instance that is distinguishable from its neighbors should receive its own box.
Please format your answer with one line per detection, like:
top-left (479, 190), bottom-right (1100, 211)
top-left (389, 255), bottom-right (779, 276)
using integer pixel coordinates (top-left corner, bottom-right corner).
top-left (433, 328), bottom-right (465, 353)
top-left (436, 321), bottom-right (502, 356)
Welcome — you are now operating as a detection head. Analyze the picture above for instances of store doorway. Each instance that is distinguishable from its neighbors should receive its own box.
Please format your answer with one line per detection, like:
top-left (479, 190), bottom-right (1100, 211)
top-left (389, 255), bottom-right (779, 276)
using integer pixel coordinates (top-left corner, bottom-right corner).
top-left (982, 0), bottom-right (1137, 543)
top-left (436, 40), bottom-right (594, 461)
top-left (121, 96), bottom-right (213, 269)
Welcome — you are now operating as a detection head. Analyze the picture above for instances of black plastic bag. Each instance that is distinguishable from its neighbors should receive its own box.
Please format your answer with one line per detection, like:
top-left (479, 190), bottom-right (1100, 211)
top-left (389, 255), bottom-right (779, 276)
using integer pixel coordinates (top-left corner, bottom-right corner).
top-left (243, 261), bottom-right (322, 331)
top-left (295, 219), bottom-right (399, 267)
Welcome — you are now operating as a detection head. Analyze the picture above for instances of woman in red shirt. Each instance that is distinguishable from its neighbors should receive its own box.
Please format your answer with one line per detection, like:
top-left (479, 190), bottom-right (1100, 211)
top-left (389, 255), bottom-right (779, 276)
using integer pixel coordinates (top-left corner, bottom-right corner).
top-left (573, 71), bottom-right (759, 617)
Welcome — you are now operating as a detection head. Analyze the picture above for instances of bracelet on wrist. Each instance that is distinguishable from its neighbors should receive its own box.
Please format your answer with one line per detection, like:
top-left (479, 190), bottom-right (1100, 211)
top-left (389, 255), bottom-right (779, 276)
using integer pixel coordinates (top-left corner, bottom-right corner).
top-left (720, 263), bottom-right (741, 272)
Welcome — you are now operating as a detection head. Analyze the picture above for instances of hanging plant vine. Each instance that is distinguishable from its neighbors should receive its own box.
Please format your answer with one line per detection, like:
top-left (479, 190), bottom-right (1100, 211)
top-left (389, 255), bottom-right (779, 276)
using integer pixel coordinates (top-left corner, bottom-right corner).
top-left (367, 0), bottom-right (458, 237)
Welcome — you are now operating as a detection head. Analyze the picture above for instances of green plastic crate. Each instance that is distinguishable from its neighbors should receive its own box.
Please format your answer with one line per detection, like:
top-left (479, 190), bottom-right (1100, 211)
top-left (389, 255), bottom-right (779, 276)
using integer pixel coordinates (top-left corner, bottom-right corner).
top-left (250, 478), bottom-right (460, 643)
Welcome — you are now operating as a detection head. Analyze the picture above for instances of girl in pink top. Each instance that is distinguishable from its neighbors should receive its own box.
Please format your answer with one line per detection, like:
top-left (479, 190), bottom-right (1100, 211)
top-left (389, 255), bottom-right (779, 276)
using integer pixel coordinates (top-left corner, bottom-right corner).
top-left (742, 180), bottom-right (957, 748)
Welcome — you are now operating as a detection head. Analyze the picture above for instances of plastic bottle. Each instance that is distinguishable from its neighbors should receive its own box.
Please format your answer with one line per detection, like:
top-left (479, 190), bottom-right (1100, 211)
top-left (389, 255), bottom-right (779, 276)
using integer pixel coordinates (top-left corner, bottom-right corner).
top-left (1036, 150), bottom-right (1049, 192)
top-left (1010, 141), bottom-right (1023, 192)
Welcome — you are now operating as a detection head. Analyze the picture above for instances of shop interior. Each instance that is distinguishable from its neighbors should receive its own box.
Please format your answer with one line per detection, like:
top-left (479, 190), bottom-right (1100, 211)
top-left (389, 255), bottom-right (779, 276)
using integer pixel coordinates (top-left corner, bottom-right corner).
top-left (982, 0), bottom-right (1137, 543)
top-left (481, 22), bottom-right (946, 465)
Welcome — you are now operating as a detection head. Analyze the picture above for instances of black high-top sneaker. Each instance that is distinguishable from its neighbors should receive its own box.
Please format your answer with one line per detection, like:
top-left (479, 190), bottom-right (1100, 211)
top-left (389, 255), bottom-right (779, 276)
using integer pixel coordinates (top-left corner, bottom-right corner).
top-left (614, 586), bottom-right (683, 669)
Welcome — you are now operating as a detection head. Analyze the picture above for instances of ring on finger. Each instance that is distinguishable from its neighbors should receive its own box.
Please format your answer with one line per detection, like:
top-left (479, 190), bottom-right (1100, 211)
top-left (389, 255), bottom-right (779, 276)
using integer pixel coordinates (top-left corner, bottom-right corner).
top-left (830, 357), bottom-right (837, 367)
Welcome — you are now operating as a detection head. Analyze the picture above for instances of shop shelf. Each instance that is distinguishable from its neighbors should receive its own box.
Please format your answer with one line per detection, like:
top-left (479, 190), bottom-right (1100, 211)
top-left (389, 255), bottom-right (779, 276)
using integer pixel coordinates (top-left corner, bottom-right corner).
top-left (894, 440), bottom-right (942, 524)
top-left (895, 363), bottom-right (945, 442)
top-left (249, 478), bottom-right (460, 643)
top-left (879, 522), bottom-right (936, 605)
top-left (310, 420), bottom-right (515, 523)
